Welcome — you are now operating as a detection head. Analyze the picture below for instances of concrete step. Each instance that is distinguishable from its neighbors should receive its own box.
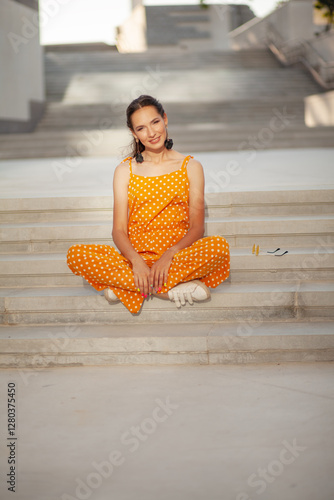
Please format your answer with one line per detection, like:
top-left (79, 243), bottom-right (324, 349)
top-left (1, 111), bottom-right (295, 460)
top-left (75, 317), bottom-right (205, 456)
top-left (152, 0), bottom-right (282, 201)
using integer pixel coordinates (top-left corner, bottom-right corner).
top-left (1, 191), bottom-right (333, 223)
top-left (36, 99), bottom-right (307, 131)
top-left (1, 282), bottom-right (334, 325)
top-left (1, 320), bottom-right (333, 367)
top-left (43, 70), bottom-right (320, 103)
top-left (44, 48), bottom-right (285, 72)
top-left (44, 77), bottom-right (319, 100)
top-left (206, 190), bottom-right (334, 218)
top-left (1, 248), bottom-right (333, 287)
top-left (1, 128), bottom-right (334, 159)
top-left (3, 125), bottom-right (334, 146)
top-left (1, 215), bottom-right (333, 253)
top-left (0, 197), bottom-right (114, 223)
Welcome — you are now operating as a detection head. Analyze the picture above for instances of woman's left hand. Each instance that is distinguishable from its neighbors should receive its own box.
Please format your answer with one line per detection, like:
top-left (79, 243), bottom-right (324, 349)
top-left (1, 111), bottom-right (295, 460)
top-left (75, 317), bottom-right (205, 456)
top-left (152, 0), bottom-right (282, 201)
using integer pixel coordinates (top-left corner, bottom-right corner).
top-left (150, 249), bottom-right (175, 291)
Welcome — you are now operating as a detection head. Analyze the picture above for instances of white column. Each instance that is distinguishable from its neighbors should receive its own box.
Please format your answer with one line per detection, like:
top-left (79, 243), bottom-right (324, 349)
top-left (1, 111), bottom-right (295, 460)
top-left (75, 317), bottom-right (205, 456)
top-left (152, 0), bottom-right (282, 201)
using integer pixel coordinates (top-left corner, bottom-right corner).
top-left (0, 0), bottom-right (45, 133)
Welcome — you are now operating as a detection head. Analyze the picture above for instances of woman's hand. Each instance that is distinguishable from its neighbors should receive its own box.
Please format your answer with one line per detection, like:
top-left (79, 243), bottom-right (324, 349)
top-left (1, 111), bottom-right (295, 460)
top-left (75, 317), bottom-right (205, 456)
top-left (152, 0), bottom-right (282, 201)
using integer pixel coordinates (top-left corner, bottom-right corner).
top-left (132, 257), bottom-right (151, 298)
top-left (150, 249), bottom-right (175, 291)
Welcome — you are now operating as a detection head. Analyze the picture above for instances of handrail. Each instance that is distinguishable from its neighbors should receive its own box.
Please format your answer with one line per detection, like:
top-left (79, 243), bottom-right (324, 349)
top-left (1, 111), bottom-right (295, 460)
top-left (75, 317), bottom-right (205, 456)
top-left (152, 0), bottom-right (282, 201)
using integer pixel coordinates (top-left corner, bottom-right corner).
top-left (266, 23), bottom-right (334, 90)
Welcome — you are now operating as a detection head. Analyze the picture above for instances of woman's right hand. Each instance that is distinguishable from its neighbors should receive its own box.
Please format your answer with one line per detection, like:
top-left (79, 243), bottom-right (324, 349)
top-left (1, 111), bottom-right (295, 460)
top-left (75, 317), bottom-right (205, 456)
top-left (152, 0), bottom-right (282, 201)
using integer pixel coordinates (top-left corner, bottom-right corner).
top-left (132, 257), bottom-right (151, 298)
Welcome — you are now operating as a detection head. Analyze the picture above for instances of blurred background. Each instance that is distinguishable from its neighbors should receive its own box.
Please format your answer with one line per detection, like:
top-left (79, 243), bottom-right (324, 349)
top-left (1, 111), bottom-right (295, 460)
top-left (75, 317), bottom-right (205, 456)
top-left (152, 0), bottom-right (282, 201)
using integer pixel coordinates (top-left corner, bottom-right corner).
top-left (0, 0), bottom-right (333, 157)
top-left (38, 0), bottom-right (279, 47)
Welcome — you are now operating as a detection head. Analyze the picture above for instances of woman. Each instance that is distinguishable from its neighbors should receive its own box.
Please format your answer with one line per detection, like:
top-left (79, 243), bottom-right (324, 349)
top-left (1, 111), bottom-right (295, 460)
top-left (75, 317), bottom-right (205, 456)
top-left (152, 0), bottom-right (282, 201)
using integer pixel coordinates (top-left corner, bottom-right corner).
top-left (67, 95), bottom-right (230, 313)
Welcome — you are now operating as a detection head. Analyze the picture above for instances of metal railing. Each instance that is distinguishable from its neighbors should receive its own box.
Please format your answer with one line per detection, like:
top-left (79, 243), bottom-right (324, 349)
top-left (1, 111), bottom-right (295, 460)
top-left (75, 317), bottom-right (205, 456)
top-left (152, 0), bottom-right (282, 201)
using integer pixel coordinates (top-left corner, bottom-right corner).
top-left (266, 23), bottom-right (334, 90)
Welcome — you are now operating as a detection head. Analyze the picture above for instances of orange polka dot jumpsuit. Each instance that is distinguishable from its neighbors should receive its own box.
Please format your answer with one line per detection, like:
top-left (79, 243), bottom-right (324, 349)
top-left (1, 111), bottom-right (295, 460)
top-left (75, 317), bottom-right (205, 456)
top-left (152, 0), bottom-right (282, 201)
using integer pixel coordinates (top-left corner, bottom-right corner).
top-left (67, 155), bottom-right (230, 313)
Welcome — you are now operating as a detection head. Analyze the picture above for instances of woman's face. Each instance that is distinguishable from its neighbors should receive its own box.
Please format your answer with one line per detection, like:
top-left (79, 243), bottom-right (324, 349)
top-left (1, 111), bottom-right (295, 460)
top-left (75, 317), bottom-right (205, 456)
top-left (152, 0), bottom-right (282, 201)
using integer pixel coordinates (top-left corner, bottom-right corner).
top-left (131, 105), bottom-right (168, 151)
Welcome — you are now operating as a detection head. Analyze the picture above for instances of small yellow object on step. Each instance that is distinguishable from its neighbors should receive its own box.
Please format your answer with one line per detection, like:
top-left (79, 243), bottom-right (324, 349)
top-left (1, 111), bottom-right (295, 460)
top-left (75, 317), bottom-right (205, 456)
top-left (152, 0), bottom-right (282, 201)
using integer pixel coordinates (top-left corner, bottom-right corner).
top-left (252, 244), bottom-right (256, 254)
top-left (256, 245), bottom-right (260, 256)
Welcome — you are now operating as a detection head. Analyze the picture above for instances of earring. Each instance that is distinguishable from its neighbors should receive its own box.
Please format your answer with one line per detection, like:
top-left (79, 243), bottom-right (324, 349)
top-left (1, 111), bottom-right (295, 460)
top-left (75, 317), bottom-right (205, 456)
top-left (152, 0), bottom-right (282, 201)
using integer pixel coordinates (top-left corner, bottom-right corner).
top-left (164, 128), bottom-right (173, 150)
top-left (135, 139), bottom-right (144, 163)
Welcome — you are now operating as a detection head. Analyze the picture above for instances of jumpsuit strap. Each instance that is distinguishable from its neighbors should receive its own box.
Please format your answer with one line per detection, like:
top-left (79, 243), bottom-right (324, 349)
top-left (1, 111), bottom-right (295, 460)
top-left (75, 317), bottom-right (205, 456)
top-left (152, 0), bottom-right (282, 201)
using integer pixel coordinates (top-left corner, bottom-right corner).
top-left (121, 156), bottom-right (132, 163)
top-left (123, 155), bottom-right (192, 174)
top-left (183, 155), bottom-right (194, 170)
top-left (121, 156), bottom-right (133, 174)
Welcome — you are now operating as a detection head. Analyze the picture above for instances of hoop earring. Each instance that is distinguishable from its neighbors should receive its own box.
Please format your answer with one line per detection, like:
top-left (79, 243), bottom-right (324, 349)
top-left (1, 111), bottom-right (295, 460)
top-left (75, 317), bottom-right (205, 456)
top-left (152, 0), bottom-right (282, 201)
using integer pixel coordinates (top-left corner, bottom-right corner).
top-left (164, 129), bottom-right (173, 150)
top-left (135, 139), bottom-right (144, 163)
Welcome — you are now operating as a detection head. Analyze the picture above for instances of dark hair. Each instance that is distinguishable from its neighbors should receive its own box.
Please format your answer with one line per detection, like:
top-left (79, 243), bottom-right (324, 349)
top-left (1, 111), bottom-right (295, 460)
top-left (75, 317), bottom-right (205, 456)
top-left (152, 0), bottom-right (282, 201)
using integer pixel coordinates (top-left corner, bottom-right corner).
top-left (126, 95), bottom-right (166, 158)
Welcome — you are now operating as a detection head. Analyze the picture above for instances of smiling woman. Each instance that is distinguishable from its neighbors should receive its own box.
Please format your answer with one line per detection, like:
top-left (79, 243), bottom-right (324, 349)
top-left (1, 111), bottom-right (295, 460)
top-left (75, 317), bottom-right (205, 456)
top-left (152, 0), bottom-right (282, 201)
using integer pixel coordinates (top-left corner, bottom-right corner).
top-left (66, 95), bottom-right (230, 314)
top-left (126, 96), bottom-right (173, 163)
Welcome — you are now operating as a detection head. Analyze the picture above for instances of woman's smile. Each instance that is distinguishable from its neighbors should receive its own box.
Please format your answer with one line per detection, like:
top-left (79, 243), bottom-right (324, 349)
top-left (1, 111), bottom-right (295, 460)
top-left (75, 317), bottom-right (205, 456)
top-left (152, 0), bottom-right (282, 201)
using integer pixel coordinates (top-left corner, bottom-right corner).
top-left (149, 136), bottom-right (161, 144)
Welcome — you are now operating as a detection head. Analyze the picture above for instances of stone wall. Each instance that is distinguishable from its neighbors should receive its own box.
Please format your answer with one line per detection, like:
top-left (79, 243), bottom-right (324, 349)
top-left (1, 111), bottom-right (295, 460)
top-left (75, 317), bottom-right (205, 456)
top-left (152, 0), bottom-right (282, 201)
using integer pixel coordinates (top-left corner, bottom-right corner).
top-left (0, 0), bottom-right (45, 133)
top-left (116, 3), bottom-right (147, 53)
top-left (229, 0), bottom-right (317, 49)
top-left (312, 30), bottom-right (334, 61)
top-left (305, 90), bottom-right (334, 126)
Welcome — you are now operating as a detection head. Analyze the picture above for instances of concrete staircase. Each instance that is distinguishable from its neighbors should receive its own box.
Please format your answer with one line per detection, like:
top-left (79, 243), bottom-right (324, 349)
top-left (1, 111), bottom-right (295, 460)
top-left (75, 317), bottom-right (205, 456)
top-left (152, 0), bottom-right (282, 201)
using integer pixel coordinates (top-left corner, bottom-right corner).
top-left (145, 5), bottom-right (211, 47)
top-left (1, 46), bottom-right (333, 367)
top-left (1, 182), bottom-right (334, 366)
top-left (0, 47), bottom-right (333, 159)
top-left (145, 4), bottom-right (255, 47)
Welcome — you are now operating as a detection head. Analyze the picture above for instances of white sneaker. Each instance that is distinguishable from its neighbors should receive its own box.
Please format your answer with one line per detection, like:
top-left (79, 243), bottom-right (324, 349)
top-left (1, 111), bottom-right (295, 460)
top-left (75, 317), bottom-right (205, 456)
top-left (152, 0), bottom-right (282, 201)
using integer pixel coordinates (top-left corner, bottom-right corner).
top-left (104, 288), bottom-right (120, 304)
top-left (168, 280), bottom-right (210, 308)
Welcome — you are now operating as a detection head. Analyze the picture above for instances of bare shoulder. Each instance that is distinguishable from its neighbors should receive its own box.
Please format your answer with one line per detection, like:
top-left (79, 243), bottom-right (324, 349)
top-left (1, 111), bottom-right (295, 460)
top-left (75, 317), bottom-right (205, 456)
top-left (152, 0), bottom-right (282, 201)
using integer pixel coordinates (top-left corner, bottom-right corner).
top-left (187, 157), bottom-right (204, 177)
top-left (115, 157), bottom-right (131, 170)
top-left (113, 159), bottom-right (131, 189)
top-left (188, 157), bottom-right (203, 168)
top-left (114, 159), bottom-right (131, 177)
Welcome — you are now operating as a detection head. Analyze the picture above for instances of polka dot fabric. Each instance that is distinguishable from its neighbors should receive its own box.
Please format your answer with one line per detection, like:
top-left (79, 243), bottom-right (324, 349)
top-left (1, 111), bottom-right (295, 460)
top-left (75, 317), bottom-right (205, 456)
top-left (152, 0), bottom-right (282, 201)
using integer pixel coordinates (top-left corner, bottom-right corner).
top-left (67, 155), bottom-right (230, 313)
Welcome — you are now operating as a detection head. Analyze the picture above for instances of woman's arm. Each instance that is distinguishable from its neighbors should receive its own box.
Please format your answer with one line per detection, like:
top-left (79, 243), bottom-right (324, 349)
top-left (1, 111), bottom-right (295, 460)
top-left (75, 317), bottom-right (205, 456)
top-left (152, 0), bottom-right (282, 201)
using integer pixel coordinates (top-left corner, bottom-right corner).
top-left (111, 162), bottom-right (137, 263)
top-left (112, 162), bottom-right (151, 296)
top-left (150, 159), bottom-right (205, 290)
